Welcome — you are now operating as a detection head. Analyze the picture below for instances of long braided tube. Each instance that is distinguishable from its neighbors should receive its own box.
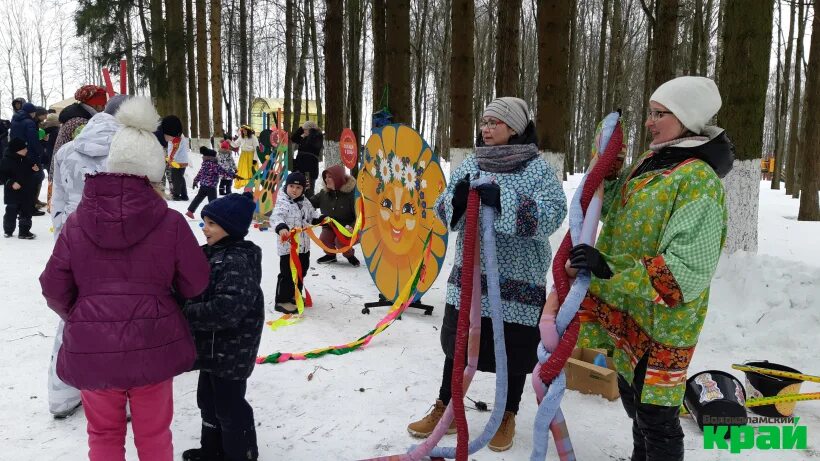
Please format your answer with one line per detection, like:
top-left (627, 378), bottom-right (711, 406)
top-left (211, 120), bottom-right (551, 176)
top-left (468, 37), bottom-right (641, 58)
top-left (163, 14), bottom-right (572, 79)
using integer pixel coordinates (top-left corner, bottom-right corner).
top-left (450, 189), bottom-right (480, 460)
top-left (530, 113), bottom-right (624, 460)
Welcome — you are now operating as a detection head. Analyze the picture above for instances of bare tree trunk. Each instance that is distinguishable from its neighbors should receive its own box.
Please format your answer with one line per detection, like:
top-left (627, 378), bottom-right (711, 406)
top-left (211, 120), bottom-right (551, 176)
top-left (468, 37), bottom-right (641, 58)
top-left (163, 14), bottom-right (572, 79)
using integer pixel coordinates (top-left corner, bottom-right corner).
top-left (495, 0), bottom-right (521, 97)
top-left (772, 1), bottom-right (795, 190)
top-left (714, 0), bottom-right (727, 87)
top-left (719, 0), bottom-right (774, 252)
top-left (606, 0), bottom-right (623, 112)
top-left (386, 0), bottom-right (411, 123)
top-left (124, 14), bottom-right (137, 95)
top-left (307, 0), bottom-right (322, 126)
top-left (238, 0), bottom-right (248, 124)
top-left (689, 0), bottom-right (702, 74)
top-left (291, 14), bottom-right (308, 133)
top-left (36, 22), bottom-right (46, 105)
top-left (248, 0), bottom-right (255, 124)
top-left (186, 0), bottom-right (199, 138)
top-left (225, 0), bottom-right (235, 134)
top-left (538, 0), bottom-right (571, 180)
top-left (434, 0), bottom-right (452, 160)
top-left (372, 0), bottom-right (386, 110)
top-left (413, 0), bottom-right (431, 130)
top-left (797, 5), bottom-right (819, 221)
top-left (346, 0), bottom-right (364, 139)
top-left (786, 0), bottom-right (806, 197)
top-left (325, 0), bottom-right (344, 138)
top-left (700, 0), bottom-right (713, 75)
top-left (284, 0), bottom-right (295, 132)
top-left (210, 0), bottom-right (223, 136)
top-left (449, 0), bottom-right (474, 169)
top-left (196, 0), bottom-right (210, 137)
top-left (166, 0), bottom-right (188, 132)
top-left (650, 0), bottom-right (679, 90)
top-left (595, 0), bottom-right (610, 117)
top-left (150, 0), bottom-right (169, 113)
top-left (639, 1), bottom-right (654, 148)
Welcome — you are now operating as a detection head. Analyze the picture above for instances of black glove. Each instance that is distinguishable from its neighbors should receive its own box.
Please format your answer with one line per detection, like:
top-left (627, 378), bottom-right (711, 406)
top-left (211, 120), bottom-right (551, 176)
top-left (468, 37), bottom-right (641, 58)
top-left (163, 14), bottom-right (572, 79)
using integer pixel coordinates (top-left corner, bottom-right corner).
top-left (476, 182), bottom-right (501, 213)
top-left (569, 244), bottom-right (613, 279)
top-left (450, 174), bottom-right (470, 228)
top-left (312, 214), bottom-right (327, 225)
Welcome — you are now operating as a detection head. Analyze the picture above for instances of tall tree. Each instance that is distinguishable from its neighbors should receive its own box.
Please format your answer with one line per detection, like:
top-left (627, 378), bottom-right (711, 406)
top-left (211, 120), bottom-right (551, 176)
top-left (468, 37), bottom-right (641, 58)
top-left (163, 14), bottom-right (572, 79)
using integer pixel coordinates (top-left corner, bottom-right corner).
top-left (772, 1), bottom-right (795, 190)
top-left (346, 0), bottom-right (364, 142)
top-left (166, 0), bottom-right (188, 132)
top-left (196, 0), bottom-right (210, 138)
top-left (689, 0), bottom-right (703, 74)
top-left (151, 0), bottom-right (169, 114)
top-left (719, 0), bottom-right (774, 252)
top-left (284, 0), bottom-right (295, 132)
top-left (248, 0), bottom-right (255, 124)
top-left (210, 0), bottom-right (224, 136)
top-left (495, 0), bottom-right (521, 97)
top-left (309, 0), bottom-right (323, 125)
top-left (185, 0), bottom-right (199, 138)
top-left (606, 0), bottom-right (624, 112)
top-left (238, 0), bottom-right (248, 124)
top-left (291, 14), bottom-right (309, 134)
top-left (372, 0), bottom-right (387, 111)
top-left (538, 0), bottom-right (572, 180)
top-left (797, 5), bottom-right (819, 221)
top-left (385, 0), bottom-right (411, 123)
top-left (650, 0), bottom-right (679, 90)
top-left (448, 0), bottom-right (474, 169)
top-left (596, 0), bottom-right (610, 117)
top-left (786, 0), bottom-right (806, 196)
top-left (324, 0), bottom-right (344, 166)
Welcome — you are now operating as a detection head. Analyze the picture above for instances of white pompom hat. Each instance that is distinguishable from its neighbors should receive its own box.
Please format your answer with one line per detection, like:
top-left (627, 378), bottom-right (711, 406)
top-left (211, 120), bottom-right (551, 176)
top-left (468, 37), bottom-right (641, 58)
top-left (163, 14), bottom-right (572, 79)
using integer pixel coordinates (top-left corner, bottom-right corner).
top-left (106, 97), bottom-right (166, 182)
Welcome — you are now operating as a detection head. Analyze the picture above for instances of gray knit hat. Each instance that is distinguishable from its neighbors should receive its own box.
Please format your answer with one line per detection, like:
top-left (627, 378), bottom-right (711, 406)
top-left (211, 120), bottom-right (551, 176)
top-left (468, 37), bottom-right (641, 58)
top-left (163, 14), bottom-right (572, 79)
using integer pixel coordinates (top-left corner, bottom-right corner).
top-left (482, 97), bottom-right (530, 135)
top-left (104, 95), bottom-right (130, 115)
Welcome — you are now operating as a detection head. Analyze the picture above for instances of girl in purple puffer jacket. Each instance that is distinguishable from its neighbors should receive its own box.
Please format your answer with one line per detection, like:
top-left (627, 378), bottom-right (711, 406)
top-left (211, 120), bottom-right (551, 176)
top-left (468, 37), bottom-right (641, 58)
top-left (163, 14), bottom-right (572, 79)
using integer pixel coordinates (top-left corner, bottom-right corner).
top-left (40, 97), bottom-right (211, 461)
top-left (186, 146), bottom-right (235, 219)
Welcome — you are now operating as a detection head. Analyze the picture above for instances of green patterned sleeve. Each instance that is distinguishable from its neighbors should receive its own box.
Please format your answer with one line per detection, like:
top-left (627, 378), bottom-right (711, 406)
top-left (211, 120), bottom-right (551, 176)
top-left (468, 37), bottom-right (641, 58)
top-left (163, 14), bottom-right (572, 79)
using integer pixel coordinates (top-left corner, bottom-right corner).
top-left (598, 197), bottom-right (724, 306)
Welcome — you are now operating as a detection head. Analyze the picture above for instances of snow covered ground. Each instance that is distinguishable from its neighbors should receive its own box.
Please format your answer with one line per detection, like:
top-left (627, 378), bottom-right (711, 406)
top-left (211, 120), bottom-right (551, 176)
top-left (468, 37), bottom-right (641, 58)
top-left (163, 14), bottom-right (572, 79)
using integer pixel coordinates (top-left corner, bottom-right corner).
top-left (1, 174), bottom-right (818, 460)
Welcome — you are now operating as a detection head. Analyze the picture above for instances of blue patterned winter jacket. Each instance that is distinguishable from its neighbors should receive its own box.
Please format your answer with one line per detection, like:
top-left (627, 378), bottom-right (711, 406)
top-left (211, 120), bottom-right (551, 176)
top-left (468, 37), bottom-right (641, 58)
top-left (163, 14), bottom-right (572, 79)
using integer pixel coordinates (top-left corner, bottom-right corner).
top-left (435, 150), bottom-right (567, 327)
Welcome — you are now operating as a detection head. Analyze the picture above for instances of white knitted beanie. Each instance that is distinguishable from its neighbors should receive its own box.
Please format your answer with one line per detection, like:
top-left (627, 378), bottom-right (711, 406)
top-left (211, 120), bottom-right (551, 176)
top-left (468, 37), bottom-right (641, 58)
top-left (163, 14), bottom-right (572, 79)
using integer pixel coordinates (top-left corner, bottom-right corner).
top-left (649, 76), bottom-right (722, 134)
top-left (106, 97), bottom-right (166, 182)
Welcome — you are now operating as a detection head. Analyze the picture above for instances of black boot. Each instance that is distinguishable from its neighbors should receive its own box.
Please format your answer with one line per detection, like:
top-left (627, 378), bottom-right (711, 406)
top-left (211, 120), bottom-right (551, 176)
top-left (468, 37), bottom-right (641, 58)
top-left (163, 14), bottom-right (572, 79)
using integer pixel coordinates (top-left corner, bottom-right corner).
top-left (182, 421), bottom-right (225, 461)
top-left (222, 428), bottom-right (258, 461)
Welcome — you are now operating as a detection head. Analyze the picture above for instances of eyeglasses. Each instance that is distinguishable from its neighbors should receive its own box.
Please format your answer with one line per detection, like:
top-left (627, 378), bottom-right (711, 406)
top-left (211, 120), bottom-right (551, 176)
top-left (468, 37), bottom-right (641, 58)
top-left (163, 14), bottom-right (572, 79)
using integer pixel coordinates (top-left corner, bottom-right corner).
top-left (646, 109), bottom-right (674, 121)
top-left (479, 119), bottom-right (505, 129)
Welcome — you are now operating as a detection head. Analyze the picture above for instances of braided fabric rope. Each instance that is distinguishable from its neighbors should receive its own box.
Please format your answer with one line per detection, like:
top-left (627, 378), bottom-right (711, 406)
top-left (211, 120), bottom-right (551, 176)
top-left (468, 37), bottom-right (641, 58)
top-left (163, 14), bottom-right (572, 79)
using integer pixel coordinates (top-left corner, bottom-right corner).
top-left (530, 113), bottom-right (624, 460)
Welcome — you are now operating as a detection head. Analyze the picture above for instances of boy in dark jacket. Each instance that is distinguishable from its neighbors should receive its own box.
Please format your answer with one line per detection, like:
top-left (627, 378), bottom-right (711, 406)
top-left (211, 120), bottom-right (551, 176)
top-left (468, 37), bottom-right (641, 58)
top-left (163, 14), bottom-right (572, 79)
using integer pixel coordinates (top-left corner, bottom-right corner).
top-left (0, 138), bottom-right (37, 239)
top-left (185, 147), bottom-right (235, 219)
top-left (309, 164), bottom-right (359, 266)
top-left (182, 191), bottom-right (263, 461)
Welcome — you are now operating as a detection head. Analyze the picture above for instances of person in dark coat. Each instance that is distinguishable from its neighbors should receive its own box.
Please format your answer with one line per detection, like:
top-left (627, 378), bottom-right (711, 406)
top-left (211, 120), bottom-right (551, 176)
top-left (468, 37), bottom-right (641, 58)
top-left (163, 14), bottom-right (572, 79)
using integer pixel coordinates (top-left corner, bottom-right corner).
top-left (1, 138), bottom-right (37, 238)
top-left (182, 192), bottom-right (263, 461)
top-left (291, 120), bottom-right (324, 198)
top-left (309, 164), bottom-right (360, 266)
top-left (41, 113), bottom-right (61, 176)
top-left (10, 102), bottom-right (47, 212)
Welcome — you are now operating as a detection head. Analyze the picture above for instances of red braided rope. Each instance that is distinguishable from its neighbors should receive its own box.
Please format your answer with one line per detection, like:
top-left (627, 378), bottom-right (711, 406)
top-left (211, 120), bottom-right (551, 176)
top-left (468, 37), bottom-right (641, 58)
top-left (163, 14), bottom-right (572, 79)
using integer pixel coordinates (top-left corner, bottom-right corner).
top-left (540, 124), bottom-right (623, 385)
top-left (452, 190), bottom-right (480, 461)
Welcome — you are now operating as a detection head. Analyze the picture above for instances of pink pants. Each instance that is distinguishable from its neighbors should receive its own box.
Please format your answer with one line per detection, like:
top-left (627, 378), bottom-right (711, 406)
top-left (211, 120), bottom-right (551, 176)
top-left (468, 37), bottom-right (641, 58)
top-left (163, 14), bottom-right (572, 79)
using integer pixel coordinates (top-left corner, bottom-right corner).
top-left (80, 379), bottom-right (174, 461)
top-left (319, 226), bottom-right (354, 257)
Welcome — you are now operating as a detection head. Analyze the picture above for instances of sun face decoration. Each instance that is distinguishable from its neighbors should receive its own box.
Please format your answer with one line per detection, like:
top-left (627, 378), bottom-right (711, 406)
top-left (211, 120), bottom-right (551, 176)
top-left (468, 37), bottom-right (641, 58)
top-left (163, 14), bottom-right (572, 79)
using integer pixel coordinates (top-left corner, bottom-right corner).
top-left (358, 125), bottom-right (448, 302)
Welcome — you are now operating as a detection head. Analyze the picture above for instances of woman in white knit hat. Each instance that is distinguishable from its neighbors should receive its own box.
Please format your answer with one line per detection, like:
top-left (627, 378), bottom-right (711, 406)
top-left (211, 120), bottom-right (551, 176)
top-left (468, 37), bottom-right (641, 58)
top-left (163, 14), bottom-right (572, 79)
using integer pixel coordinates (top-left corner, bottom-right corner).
top-left (407, 97), bottom-right (567, 451)
top-left (572, 76), bottom-right (734, 461)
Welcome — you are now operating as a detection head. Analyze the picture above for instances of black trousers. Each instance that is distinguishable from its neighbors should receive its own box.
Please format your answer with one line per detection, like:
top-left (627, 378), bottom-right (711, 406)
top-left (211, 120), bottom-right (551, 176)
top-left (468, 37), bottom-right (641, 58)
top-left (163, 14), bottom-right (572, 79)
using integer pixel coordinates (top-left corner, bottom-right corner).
top-left (196, 371), bottom-right (258, 461)
top-left (188, 186), bottom-right (217, 213)
top-left (4, 199), bottom-right (33, 235)
top-left (219, 178), bottom-right (233, 195)
top-left (437, 356), bottom-right (528, 414)
top-left (170, 167), bottom-right (188, 199)
top-left (275, 252), bottom-right (310, 303)
top-left (618, 356), bottom-right (684, 461)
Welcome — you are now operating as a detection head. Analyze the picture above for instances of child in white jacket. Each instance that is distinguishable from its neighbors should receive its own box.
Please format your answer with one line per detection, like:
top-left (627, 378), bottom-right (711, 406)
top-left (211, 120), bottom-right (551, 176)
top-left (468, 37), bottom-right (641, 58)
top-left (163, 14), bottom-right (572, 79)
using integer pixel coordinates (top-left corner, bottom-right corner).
top-left (272, 171), bottom-right (323, 313)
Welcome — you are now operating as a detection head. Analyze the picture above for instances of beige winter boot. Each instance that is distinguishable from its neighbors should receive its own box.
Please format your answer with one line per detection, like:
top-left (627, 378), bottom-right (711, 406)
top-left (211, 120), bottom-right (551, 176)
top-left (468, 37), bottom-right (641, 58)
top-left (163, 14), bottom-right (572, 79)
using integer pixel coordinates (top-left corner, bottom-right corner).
top-left (488, 411), bottom-right (515, 452)
top-left (406, 400), bottom-right (457, 438)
